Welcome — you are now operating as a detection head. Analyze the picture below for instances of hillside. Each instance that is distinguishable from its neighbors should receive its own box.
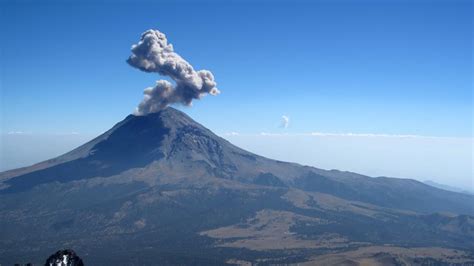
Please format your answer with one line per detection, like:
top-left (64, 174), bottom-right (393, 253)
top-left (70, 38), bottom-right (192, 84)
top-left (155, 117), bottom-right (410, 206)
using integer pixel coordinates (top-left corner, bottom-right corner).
top-left (1, 108), bottom-right (473, 265)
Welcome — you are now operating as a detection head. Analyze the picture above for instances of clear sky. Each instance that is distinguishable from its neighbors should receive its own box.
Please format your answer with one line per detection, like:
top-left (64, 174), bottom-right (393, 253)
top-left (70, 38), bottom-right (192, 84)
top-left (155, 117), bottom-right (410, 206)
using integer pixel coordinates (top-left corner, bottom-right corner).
top-left (0, 0), bottom-right (472, 188)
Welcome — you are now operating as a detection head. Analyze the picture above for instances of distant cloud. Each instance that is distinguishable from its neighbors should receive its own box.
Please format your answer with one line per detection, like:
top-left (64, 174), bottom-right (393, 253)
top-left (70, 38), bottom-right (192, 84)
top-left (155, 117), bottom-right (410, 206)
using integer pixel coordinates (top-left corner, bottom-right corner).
top-left (310, 132), bottom-right (426, 138)
top-left (280, 115), bottom-right (290, 128)
top-left (224, 132), bottom-right (240, 136)
top-left (4, 131), bottom-right (82, 136)
top-left (6, 131), bottom-right (31, 135)
top-left (53, 131), bottom-right (81, 136)
top-left (225, 132), bottom-right (462, 139)
top-left (128, 29), bottom-right (219, 115)
top-left (260, 132), bottom-right (289, 136)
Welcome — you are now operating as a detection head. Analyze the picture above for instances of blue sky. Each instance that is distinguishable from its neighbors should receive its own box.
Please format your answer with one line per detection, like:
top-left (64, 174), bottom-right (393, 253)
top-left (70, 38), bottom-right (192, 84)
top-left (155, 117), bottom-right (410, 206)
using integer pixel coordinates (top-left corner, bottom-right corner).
top-left (0, 0), bottom-right (472, 188)
top-left (1, 0), bottom-right (472, 136)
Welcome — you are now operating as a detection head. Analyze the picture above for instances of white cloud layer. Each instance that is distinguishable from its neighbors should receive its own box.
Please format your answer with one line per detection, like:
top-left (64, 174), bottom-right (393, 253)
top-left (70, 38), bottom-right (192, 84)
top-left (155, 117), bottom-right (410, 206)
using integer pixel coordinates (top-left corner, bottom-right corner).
top-left (235, 132), bottom-right (460, 139)
top-left (7, 131), bottom-right (25, 135)
top-left (224, 132), bottom-right (240, 136)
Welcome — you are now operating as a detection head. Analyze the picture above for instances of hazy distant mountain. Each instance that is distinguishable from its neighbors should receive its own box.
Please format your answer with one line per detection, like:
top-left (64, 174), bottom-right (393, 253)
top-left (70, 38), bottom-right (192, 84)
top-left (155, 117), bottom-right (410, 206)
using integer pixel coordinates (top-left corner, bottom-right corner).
top-left (424, 180), bottom-right (474, 195)
top-left (1, 108), bottom-right (473, 265)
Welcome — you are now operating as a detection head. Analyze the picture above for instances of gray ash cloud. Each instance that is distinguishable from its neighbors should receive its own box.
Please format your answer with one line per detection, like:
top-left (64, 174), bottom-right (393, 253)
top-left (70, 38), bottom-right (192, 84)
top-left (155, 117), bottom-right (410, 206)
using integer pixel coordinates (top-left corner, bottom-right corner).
top-left (128, 29), bottom-right (219, 115)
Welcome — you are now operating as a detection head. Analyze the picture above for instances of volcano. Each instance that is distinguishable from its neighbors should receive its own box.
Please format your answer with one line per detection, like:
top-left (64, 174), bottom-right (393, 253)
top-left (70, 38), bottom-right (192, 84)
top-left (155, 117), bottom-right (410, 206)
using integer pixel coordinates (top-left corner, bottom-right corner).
top-left (1, 108), bottom-right (473, 265)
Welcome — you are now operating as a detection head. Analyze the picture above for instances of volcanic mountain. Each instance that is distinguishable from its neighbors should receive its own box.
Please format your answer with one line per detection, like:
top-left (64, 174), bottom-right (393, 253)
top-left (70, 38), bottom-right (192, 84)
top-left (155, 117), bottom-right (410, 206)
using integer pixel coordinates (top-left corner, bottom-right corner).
top-left (1, 108), bottom-right (473, 265)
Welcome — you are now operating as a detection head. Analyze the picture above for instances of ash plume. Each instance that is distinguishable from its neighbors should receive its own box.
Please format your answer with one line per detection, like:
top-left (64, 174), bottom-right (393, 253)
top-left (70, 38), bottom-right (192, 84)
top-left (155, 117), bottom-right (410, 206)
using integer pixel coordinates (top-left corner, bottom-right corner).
top-left (128, 29), bottom-right (219, 115)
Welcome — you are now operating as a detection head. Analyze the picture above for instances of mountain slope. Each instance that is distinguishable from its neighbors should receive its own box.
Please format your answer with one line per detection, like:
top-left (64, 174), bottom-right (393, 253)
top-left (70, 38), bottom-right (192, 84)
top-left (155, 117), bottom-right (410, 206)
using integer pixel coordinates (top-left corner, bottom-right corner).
top-left (1, 108), bottom-right (473, 265)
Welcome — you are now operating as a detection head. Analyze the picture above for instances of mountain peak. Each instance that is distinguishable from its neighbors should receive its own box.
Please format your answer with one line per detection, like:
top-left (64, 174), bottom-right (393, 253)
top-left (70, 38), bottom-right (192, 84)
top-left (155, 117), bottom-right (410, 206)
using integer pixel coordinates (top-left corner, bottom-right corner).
top-left (0, 107), bottom-right (249, 193)
top-left (128, 107), bottom-right (198, 128)
top-left (1, 107), bottom-right (473, 217)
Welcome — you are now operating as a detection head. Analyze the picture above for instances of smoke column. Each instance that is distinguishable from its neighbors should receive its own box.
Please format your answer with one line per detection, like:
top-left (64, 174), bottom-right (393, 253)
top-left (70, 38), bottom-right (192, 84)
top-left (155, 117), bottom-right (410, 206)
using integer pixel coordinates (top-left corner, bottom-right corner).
top-left (128, 29), bottom-right (219, 115)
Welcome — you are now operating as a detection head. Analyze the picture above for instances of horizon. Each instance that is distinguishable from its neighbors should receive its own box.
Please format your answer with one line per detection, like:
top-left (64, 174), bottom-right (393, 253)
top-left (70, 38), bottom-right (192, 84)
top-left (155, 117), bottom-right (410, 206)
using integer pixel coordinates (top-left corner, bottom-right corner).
top-left (1, 107), bottom-right (472, 191)
top-left (1, 0), bottom-right (472, 189)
